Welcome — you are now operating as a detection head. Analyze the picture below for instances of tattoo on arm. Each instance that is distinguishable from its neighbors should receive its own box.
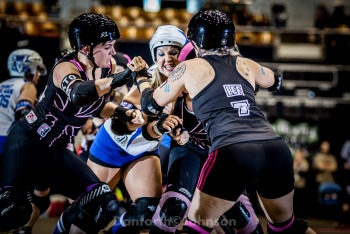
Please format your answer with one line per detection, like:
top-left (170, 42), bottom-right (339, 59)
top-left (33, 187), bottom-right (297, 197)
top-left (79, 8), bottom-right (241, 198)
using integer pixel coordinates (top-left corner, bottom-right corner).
top-left (261, 67), bottom-right (265, 75)
top-left (168, 63), bottom-right (186, 83)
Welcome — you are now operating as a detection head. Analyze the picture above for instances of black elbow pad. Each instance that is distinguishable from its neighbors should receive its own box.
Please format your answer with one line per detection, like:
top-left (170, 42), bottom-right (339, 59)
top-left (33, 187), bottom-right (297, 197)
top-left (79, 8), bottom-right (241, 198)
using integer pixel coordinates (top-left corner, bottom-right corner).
top-left (266, 70), bottom-right (283, 92)
top-left (70, 80), bottom-right (99, 107)
top-left (141, 88), bottom-right (164, 116)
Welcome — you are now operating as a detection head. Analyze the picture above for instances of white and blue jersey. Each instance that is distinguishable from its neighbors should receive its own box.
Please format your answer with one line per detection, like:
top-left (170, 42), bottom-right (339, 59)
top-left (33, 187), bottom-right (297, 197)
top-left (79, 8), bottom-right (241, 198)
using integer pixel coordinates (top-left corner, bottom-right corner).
top-left (89, 118), bottom-right (160, 167)
top-left (0, 77), bottom-right (26, 154)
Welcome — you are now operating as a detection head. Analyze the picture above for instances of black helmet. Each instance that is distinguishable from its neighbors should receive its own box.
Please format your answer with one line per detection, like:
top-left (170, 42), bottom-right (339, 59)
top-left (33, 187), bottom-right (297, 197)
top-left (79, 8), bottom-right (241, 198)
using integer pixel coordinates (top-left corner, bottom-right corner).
top-left (187, 9), bottom-right (235, 50)
top-left (68, 13), bottom-right (120, 50)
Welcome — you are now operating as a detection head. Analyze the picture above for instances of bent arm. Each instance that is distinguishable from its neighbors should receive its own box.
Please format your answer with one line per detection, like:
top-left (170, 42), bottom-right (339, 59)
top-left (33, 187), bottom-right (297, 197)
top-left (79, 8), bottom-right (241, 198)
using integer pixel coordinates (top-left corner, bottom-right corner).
top-left (135, 62), bottom-right (187, 116)
top-left (15, 83), bottom-right (37, 120)
top-left (53, 62), bottom-right (131, 107)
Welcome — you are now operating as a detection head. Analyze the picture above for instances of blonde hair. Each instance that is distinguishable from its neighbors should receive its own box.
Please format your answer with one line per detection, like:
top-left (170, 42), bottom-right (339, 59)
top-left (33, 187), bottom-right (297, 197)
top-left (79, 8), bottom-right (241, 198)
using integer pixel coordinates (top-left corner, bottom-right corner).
top-left (149, 66), bottom-right (168, 89)
top-left (198, 44), bottom-right (241, 57)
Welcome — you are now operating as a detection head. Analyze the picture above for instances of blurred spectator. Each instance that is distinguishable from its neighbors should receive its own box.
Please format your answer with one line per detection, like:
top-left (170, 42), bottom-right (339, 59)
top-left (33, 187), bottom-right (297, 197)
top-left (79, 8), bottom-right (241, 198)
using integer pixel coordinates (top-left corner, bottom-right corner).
top-left (271, 3), bottom-right (288, 27)
top-left (329, 5), bottom-right (349, 28)
top-left (294, 149), bottom-right (310, 189)
top-left (314, 4), bottom-right (330, 29)
top-left (312, 141), bottom-right (342, 220)
top-left (293, 148), bottom-right (311, 217)
top-left (313, 141), bottom-right (338, 184)
top-left (232, 4), bottom-right (253, 25)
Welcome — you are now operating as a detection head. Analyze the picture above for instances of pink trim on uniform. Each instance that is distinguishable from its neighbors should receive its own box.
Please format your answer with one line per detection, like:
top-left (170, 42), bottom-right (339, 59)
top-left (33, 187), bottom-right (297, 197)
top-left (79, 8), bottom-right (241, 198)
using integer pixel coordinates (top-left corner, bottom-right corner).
top-left (178, 43), bottom-right (194, 62)
top-left (197, 150), bottom-right (217, 190)
top-left (123, 54), bottom-right (131, 63)
top-left (268, 216), bottom-right (295, 232)
top-left (184, 220), bottom-right (210, 234)
top-left (69, 59), bottom-right (84, 71)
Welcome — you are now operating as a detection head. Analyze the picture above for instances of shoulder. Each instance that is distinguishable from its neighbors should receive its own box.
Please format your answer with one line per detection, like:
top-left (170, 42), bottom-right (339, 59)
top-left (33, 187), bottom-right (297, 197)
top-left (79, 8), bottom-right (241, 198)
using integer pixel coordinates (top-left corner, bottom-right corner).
top-left (53, 61), bottom-right (81, 83)
top-left (176, 58), bottom-right (211, 76)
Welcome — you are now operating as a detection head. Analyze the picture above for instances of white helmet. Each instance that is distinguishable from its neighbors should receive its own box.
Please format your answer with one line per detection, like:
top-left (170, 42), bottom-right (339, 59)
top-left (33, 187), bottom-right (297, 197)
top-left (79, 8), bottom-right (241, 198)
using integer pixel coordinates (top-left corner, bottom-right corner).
top-left (149, 25), bottom-right (188, 62)
top-left (7, 48), bottom-right (47, 78)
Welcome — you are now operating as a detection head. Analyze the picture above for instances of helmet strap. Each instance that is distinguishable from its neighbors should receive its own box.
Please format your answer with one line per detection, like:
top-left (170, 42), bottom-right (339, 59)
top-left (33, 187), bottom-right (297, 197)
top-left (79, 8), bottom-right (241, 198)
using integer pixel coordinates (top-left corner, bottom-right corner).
top-left (80, 46), bottom-right (99, 80)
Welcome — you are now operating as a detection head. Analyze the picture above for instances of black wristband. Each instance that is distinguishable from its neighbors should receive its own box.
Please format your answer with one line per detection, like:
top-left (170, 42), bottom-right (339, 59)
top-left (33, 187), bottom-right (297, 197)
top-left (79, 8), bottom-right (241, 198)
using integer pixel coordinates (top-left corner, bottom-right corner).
top-left (135, 78), bottom-right (149, 92)
top-left (109, 68), bottom-right (132, 90)
top-left (266, 69), bottom-right (282, 92)
top-left (154, 114), bottom-right (169, 135)
top-left (131, 67), bottom-right (149, 85)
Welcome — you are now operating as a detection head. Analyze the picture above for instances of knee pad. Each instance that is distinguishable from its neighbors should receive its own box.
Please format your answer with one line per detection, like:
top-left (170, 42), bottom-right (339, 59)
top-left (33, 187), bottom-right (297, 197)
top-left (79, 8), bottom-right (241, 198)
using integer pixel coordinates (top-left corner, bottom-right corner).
top-left (73, 183), bottom-right (119, 233)
top-left (224, 201), bottom-right (250, 229)
top-left (0, 187), bottom-right (32, 232)
top-left (153, 186), bottom-right (191, 233)
top-left (54, 203), bottom-right (80, 234)
top-left (224, 194), bottom-right (260, 234)
top-left (122, 197), bottom-right (159, 230)
top-left (267, 217), bottom-right (309, 234)
top-left (31, 193), bottom-right (51, 215)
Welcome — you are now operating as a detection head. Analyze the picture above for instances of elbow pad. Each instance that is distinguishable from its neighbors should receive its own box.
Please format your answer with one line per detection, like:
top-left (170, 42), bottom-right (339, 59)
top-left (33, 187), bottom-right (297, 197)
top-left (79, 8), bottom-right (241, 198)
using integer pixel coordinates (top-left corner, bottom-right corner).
top-left (69, 80), bottom-right (99, 107)
top-left (266, 70), bottom-right (283, 92)
top-left (15, 100), bottom-right (33, 121)
top-left (141, 88), bottom-right (164, 116)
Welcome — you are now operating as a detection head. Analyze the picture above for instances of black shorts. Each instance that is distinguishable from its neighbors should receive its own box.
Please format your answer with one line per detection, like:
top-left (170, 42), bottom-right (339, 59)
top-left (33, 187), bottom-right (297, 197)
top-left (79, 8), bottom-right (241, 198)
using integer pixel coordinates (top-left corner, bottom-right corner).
top-left (197, 139), bottom-right (294, 200)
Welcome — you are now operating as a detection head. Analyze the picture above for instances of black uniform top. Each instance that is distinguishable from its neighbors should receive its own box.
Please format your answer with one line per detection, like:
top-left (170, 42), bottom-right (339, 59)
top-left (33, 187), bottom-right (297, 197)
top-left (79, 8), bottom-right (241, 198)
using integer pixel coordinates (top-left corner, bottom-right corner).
top-left (192, 55), bottom-right (281, 153)
top-left (173, 93), bottom-right (210, 150)
top-left (19, 53), bottom-right (110, 148)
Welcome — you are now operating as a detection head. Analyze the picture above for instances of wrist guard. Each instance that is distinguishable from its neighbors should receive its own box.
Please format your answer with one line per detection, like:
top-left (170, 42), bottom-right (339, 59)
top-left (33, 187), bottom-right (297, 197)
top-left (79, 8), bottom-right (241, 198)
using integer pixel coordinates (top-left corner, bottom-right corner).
top-left (170, 124), bottom-right (187, 137)
top-left (108, 67), bottom-right (132, 90)
top-left (152, 114), bottom-right (169, 136)
top-left (142, 124), bottom-right (160, 141)
top-left (131, 67), bottom-right (149, 85)
top-left (266, 69), bottom-right (282, 92)
top-left (135, 78), bottom-right (150, 92)
top-left (111, 105), bottom-right (135, 136)
top-left (141, 88), bottom-right (164, 116)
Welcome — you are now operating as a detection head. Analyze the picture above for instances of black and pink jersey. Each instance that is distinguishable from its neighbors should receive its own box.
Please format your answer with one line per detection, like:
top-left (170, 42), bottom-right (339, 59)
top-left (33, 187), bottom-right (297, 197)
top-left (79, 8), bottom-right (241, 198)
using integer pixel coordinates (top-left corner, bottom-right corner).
top-left (173, 93), bottom-right (210, 150)
top-left (192, 55), bottom-right (281, 153)
top-left (19, 54), bottom-right (110, 147)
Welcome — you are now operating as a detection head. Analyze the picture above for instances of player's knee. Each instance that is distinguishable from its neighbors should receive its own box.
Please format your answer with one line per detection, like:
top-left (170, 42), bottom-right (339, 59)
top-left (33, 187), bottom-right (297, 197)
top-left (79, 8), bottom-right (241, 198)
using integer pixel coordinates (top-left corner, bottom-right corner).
top-left (54, 202), bottom-right (80, 234)
top-left (225, 201), bottom-right (250, 229)
top-left (31, 192), bottom-right (51, 214)
top-left (123, 197), bottom-right (159, 229)
top-left (0, 187), bottom-right (32, 232)
top-left (267, 216), bottom-right (309, 234)
top-left (73, 183), bottom-right (119, 233)
top-left (153, 187), bottom-right (191, 232)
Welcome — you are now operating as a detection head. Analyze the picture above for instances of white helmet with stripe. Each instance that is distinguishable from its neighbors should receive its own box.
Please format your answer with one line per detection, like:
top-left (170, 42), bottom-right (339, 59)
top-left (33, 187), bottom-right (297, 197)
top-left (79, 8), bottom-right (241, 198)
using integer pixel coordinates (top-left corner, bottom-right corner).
top-left (7, 48), bottom-right (47, 77)
top-left (149, 25), bottom-right (188, 62)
